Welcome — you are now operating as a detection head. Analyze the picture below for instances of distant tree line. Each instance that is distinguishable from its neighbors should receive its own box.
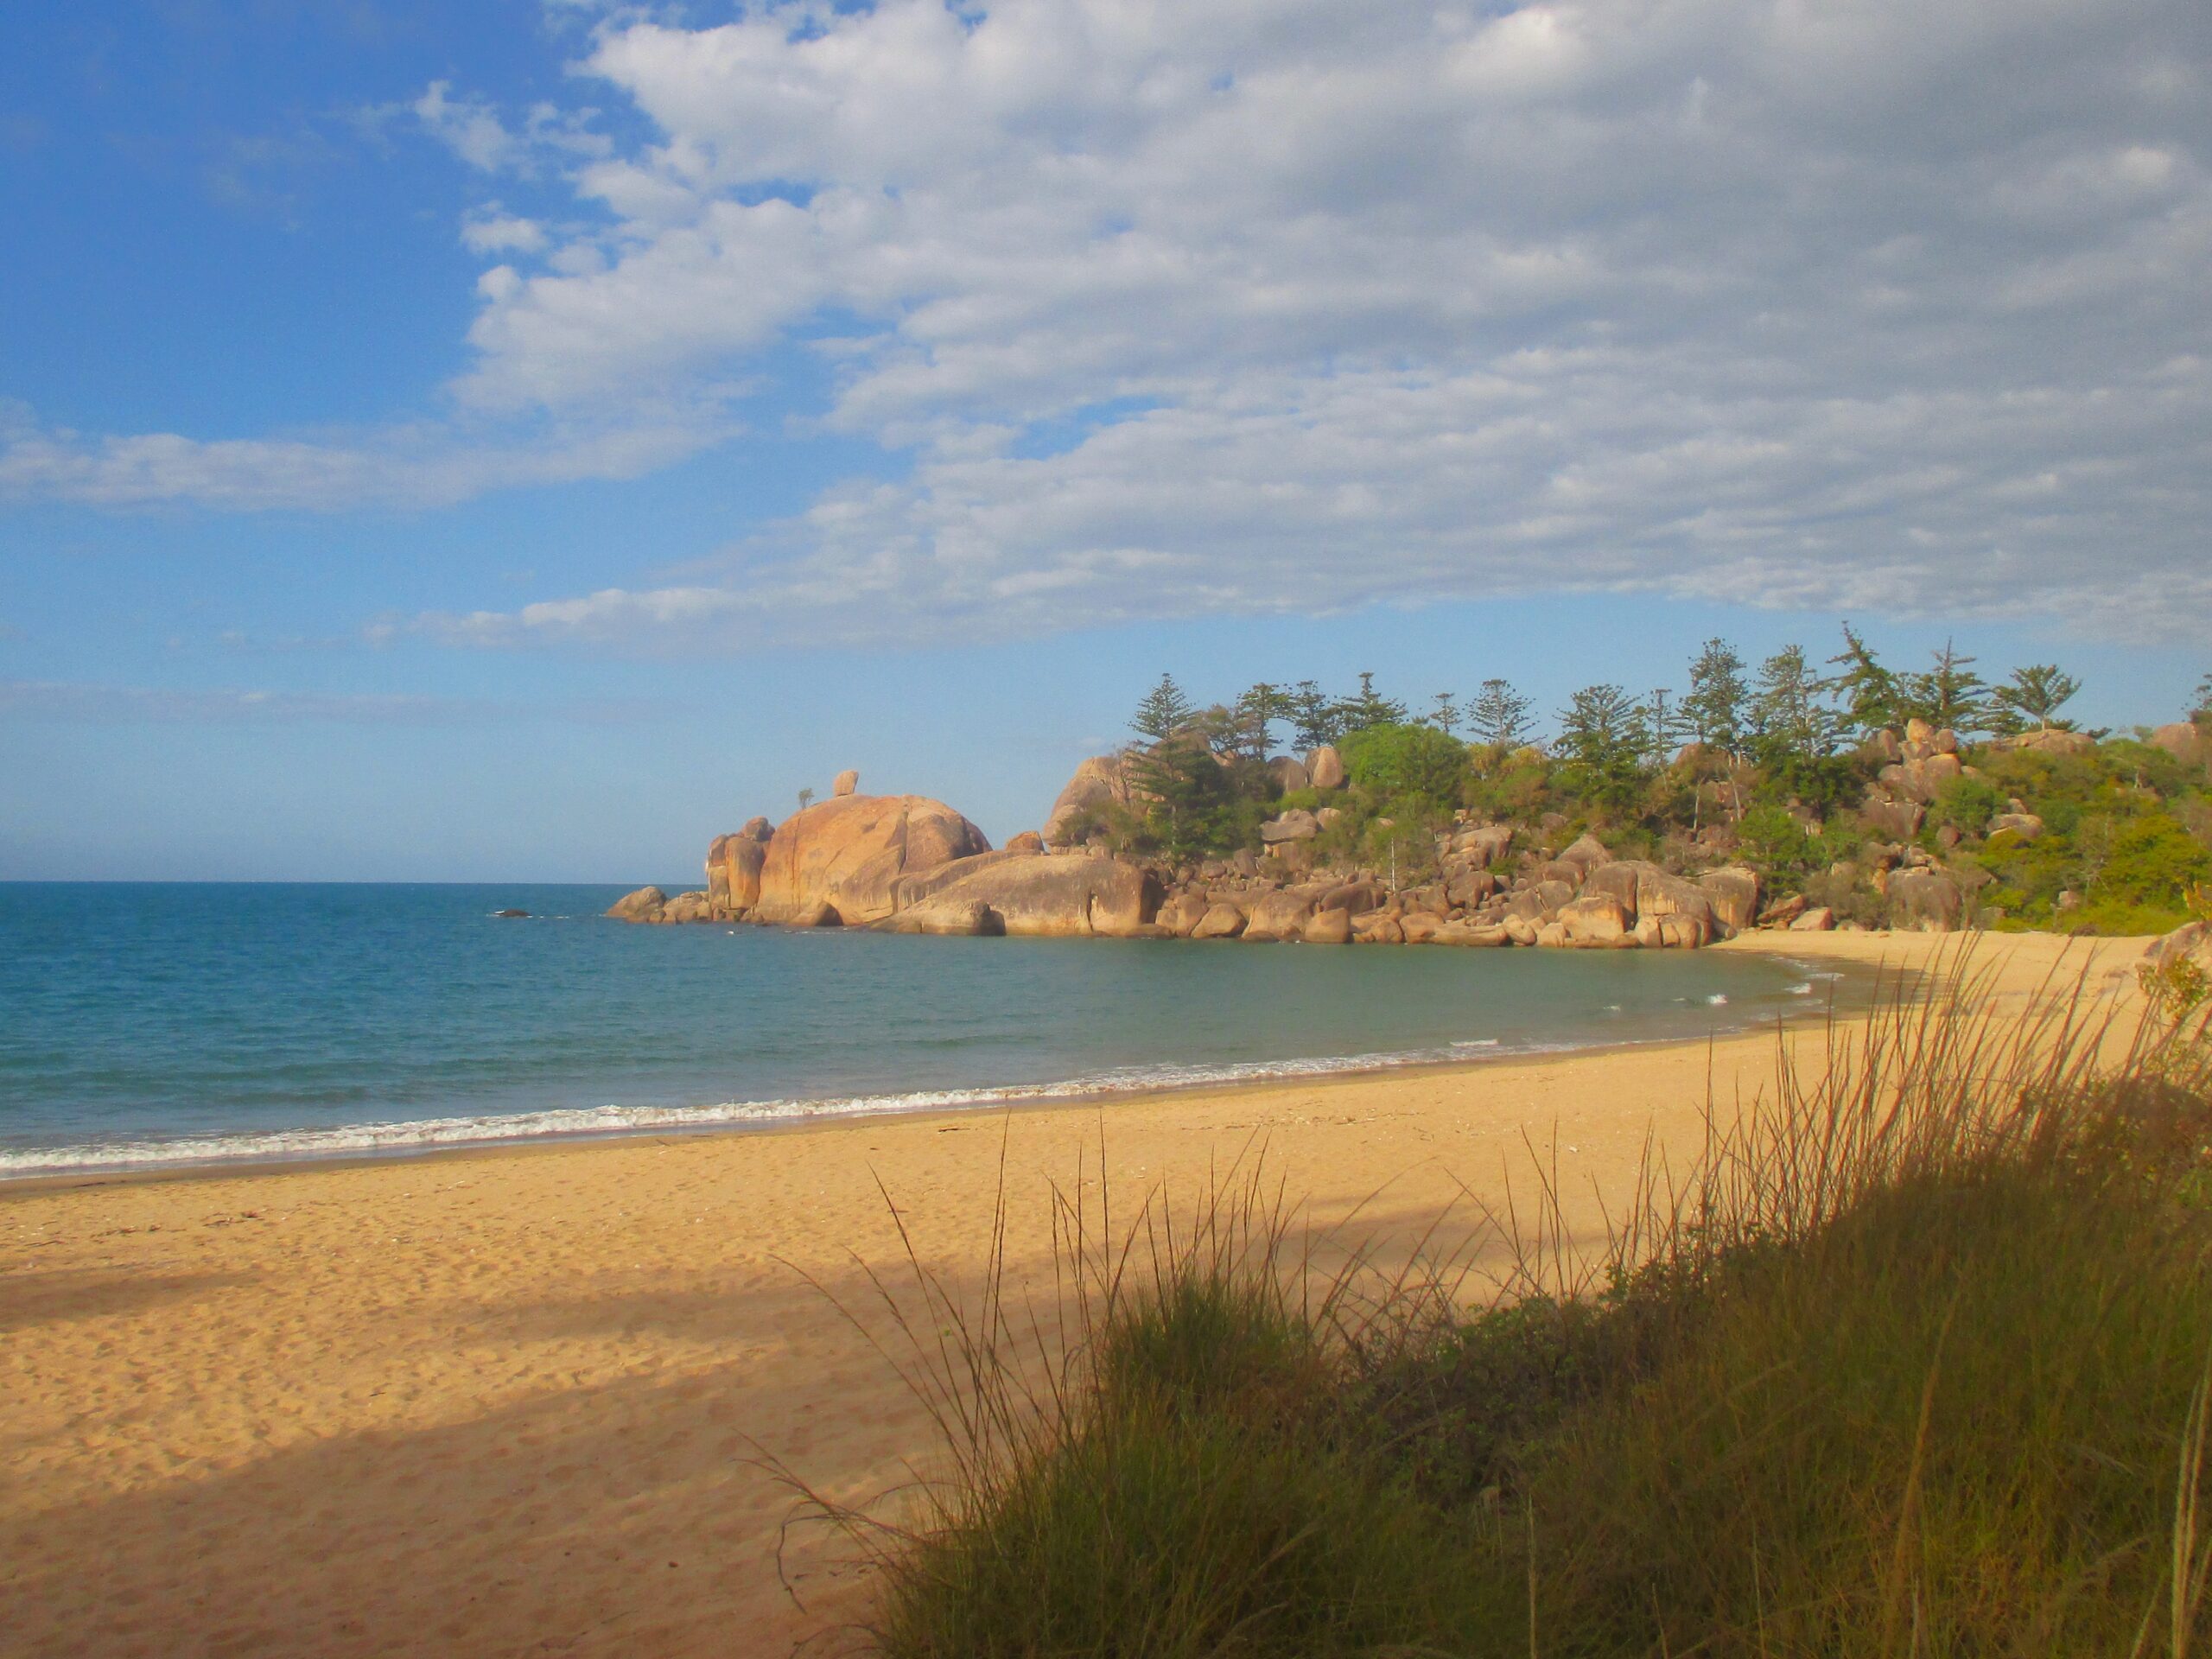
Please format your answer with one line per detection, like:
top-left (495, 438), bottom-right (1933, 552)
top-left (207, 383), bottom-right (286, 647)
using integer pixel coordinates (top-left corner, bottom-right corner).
top-left (1134, 627), bottom-right (2112, 779)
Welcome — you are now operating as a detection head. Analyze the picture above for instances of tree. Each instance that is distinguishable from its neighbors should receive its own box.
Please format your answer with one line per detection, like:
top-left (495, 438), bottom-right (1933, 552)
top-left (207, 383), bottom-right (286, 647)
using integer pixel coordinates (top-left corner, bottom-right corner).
top-left (1989, 664), bottom-right (2082, 733)
top-left (1338, 721), bottom-right (1469, 806)
top-left (1828, 624), bottom-right (1901, 734)
top-left (1896, 640), bottom-right (1989, 734)
top-left (1555, 684), bottom-right (1649, 813)
top-left (1124, 734), bottom-right (1251, 866)
top-left (2191, 673), bottom-right (2211, 728)
top-left (1643, 687), bottom-right (1686, 766)
top-left (1230, 682), bottom-right (1294, 759)
top-left (1287, 680), bottom-right (1338, 751)
top-left (1749, 645), bottom-right (1841, 760)
top-left (1331, 671), bottom-right (1408, 736)
top-left (1751, 645), bottom-right (1854, 814)
top-left (1131, 673), bottom-right (1196, 743)
top-left (1465, 678), bottom-right (1536, 748)
top-left (798, 786), bottom-right (816, 810)
top-left (1425, 691), bottom-right (1460, 732)
top-left (1682, 639), bottom-right (1749, 757)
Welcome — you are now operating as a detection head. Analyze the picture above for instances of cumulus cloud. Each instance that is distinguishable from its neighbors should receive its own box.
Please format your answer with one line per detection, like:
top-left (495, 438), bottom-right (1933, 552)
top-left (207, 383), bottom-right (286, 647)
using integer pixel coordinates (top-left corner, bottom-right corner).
top-left (20, 1), bottom-right (2212, 642)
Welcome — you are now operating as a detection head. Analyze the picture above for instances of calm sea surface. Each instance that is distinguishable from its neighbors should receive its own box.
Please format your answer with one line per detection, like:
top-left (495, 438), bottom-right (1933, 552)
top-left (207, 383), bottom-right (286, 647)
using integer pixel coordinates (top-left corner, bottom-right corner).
top-left (0, 883), bottom-right (1859, 1174)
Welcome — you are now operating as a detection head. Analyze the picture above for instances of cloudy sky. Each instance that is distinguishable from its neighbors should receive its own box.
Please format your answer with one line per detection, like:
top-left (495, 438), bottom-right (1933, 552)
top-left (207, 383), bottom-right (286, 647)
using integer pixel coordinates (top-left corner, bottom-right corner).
top-left (3, 0), bottom-right (2207, 879)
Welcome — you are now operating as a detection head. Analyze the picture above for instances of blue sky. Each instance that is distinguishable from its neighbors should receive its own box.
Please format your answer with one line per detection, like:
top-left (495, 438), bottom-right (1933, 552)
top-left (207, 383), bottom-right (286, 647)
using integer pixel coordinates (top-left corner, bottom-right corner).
top-left (3, 0), bottom-right (2208, 881)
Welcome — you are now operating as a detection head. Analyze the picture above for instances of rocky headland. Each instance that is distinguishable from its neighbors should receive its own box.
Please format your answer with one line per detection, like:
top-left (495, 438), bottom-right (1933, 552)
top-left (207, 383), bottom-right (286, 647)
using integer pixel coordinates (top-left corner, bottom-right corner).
top-left (609, 705), bottom-right (2211, 961)
top-left (611, 752), bottom-right (1800, 949)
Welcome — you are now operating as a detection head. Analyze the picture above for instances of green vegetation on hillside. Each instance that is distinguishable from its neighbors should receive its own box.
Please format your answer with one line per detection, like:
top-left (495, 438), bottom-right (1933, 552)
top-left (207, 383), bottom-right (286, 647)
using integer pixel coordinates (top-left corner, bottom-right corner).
top-left (818, 966), bottom-right (2212, 1656)
top-left (1080, 632), bottom-right (2211, 933)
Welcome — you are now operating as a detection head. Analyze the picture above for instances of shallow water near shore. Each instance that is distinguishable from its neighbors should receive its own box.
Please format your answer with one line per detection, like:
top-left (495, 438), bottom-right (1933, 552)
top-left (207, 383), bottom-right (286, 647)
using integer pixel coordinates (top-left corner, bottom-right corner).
top-left (0, 882), bottom-right (1861, 1174)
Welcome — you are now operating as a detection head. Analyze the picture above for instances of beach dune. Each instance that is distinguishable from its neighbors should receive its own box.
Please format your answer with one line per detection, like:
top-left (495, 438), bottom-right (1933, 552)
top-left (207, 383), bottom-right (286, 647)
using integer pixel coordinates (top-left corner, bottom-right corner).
top-left (0, 931), bottom-right (2141, 1656)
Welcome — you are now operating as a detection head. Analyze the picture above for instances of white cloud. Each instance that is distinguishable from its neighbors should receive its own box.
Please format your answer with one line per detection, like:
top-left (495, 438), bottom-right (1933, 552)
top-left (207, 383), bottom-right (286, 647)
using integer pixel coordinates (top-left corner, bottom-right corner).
top-left (461, 207), bottom-right (550, 255)
top-left (0, 679), bottom-right (671, 724)
top-left (411, 79), bottom-right (523, 173)
top-left (16, 1), bottom-right (2212, 644)
top-left (0, 402), bottom-right (729, 511)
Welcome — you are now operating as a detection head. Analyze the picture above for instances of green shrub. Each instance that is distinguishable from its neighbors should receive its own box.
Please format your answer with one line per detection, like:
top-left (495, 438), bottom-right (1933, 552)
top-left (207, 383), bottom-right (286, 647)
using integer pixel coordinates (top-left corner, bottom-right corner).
top-left (2097, 813), bottom-right (2212, 913)
top-left (1338, 721), bottom-right (1470, 810)
top-left (1738, 803), bottom-right (1815, 881)
top-left (1929, 772), bottom-right (2002, 838)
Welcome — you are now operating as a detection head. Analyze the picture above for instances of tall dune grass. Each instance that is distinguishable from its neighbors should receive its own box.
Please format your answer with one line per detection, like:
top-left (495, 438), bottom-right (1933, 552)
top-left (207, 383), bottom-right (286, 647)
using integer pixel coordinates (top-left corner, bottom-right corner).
top-left (786, 944), bottom-right (2212, 1656)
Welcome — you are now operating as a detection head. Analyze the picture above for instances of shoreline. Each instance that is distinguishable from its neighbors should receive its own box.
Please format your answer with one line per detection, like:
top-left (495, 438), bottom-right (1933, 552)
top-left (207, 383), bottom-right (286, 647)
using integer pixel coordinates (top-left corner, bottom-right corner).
top-left (0, 929), bottom-right (1928, 1189)
top-left (0, 927), bottom-right (2151, 1657)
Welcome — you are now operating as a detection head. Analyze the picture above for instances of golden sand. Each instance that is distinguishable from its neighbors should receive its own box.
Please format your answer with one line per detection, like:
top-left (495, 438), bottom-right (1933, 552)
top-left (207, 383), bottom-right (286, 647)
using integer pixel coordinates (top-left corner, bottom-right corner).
top-left (0, 930), bottom-right (2147, 1656)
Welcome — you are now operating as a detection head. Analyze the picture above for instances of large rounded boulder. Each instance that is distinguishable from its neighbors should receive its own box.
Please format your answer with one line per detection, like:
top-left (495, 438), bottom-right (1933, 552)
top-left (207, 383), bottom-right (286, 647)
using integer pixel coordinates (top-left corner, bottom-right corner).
top-left (888, 851), bottom-right (1161, 938)
top-left (1043, 754), bottom-right (1135, 847)
top-left (752, 794), bottom-right (992, 927)
top-left (606, 885), bottom-right (667, 922)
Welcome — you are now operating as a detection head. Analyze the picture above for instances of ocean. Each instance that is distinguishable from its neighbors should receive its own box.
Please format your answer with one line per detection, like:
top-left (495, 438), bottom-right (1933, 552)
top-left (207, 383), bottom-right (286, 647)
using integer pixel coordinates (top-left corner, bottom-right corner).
top-left (0, 882), bottom-right (1856, 1175)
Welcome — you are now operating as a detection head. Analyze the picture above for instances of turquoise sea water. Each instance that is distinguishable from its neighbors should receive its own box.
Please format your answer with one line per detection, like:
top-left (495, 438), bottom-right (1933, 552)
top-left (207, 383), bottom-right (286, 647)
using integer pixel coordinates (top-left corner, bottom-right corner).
top-left (0, 883), bottom-right (1859, 1175)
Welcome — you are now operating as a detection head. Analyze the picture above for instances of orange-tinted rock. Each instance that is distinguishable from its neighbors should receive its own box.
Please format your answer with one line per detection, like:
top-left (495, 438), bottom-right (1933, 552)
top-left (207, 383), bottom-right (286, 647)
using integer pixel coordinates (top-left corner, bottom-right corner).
top-left (889, 851), bottom-right (1161, 938)
top-left (1301, 908), bottom-right (1354, 944)
top-left (752, 794), bottom-right (991, 927)
top-left (1156, 890), bottom-right (1210, 937)
top-left (1353, 912), bottom-right (1406, 944)
top-left (832, 768), bottom-right (860, 798)
top-left (1243, 891), bottom-right (1318, 941)
top-left (1191, 904), bottom-right (1248, 939)
top-left (1043, 754), bottom-right (1135, 846)
top-left (1695, 867), bottom-right (1762, 937)
top-left (707, 834), bottom-right (768, 913)
top-left (1559, 893), bottom-right (1632, 945)
top-left (607, 885), bottom-right (666, 922)
top-left (1005, 830), bottom-right (1045, 855)
top-left (1399, 912), bottom-right (1445, 944)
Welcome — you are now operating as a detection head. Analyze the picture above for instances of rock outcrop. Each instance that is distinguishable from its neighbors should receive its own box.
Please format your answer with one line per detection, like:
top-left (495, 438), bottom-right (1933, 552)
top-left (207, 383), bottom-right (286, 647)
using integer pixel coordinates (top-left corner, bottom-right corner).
top-left (1695, 868), bottom-right (1762, 937)
top-left (887, 851), bottom-right (1161, 938)
top-left (1557, 893), bottom-right (1632, 946)
top-left (751, 794), bottom-right (992, 927)
top-left (2152, 723), bottom-right (2208, 767)
top-left (1243, 890), bottom-right (1319, 941)
top-left (1043, 754), bottom-right (1135, 846)
top-left (1306, 745), bottom-right (1346, 790)
top-left (1302, 907), bottom-right (1353, 944)
top-left (607, 885), bottom-right (668, 922)
top-left (706, 833), bottom-right (769, 912)
top-left (1192, 903), bottom-right (1247, 939)
top-left (1887, 867), bottom-right (1964, 931)
top-left (1268, 754), bottom-right (1311, 793)
top-left (1991, 728), bottom-right (2095, 758)
top-left (832, 768), bottom-right (860, 798)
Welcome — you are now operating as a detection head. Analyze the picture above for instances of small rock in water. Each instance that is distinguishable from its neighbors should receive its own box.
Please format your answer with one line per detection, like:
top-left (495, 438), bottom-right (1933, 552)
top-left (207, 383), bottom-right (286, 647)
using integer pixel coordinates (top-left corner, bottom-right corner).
top-left (493, 908), bottom-right (530, 918)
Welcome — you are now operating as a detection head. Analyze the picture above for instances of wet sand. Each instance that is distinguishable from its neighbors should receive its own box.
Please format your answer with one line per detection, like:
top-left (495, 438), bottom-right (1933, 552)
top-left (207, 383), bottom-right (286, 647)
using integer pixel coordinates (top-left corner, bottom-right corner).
top-left (0, 929), bottom-right (2147, 1656)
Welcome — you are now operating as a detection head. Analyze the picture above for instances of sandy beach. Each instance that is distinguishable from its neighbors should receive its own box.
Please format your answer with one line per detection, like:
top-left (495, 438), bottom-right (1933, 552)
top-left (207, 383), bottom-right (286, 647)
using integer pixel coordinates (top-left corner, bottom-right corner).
top-left (0, 929), bottom-right (2150, 1656)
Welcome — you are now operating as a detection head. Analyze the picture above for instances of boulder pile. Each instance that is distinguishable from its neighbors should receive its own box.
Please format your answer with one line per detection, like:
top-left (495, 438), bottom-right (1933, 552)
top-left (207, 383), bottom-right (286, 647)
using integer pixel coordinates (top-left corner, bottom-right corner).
top-left (608, 775), bottom-right (1161, 938)
top-left (1131, 822), bottom-right (1762, 950)
top-left (612, 732), bottom-right (1988, 943)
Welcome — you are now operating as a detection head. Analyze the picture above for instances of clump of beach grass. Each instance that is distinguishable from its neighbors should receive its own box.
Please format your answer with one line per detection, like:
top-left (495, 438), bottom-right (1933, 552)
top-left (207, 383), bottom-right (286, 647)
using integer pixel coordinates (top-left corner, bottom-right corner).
top-left (787, 944), bottom-right (2212, 1656)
